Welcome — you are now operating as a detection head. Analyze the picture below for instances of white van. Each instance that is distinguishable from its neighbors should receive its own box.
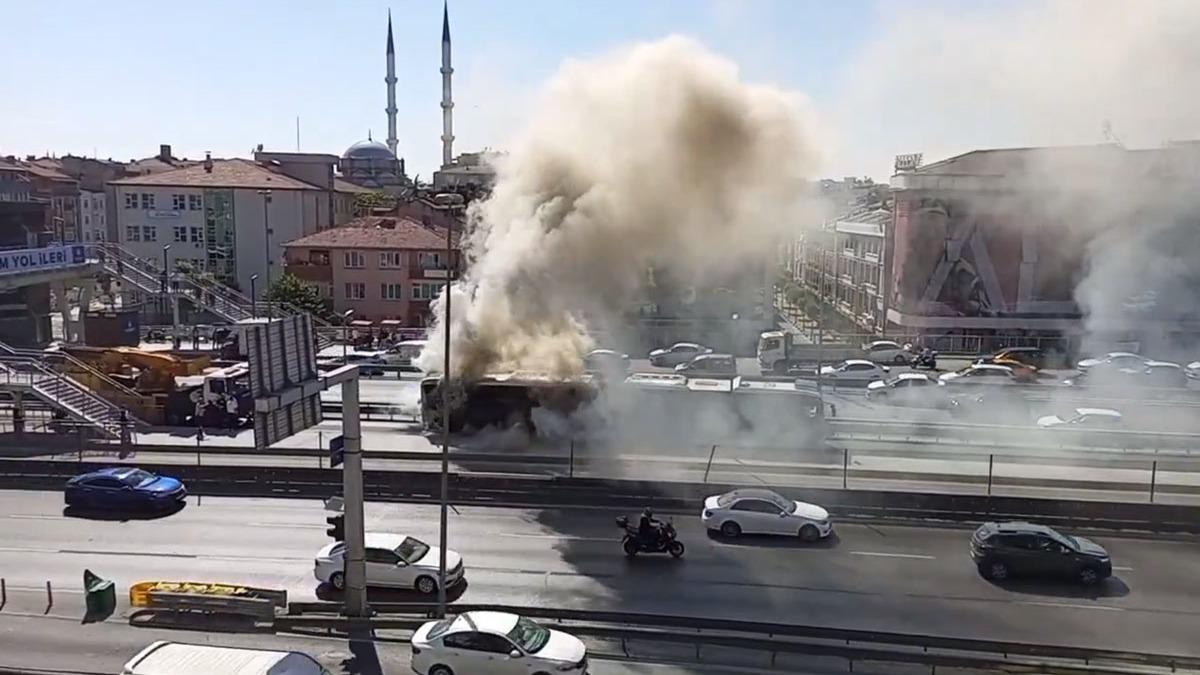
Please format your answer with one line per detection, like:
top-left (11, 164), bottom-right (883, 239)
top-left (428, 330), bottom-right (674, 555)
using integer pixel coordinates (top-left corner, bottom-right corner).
top-left (122, 641), bottom-right (330, 675)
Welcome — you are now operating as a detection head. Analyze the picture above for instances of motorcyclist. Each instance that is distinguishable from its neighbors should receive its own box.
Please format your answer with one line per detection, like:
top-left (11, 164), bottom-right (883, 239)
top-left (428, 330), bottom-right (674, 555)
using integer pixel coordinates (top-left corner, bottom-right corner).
top-left (638, 507), bottom-right (662, 548)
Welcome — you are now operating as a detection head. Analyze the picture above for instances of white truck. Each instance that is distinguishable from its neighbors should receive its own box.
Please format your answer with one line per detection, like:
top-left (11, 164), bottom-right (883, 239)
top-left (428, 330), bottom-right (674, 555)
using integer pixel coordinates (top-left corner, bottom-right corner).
top-left (756, 330), bottom-right (866, 375)
top-left (122, 641), bottom-right (330, 675)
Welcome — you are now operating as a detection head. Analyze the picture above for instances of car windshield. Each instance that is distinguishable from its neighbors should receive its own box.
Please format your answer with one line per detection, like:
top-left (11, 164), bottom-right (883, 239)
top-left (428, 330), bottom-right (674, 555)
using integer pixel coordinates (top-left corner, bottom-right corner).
top-left (507, 616), bottom-right (551, 653)
top-left (116, 469), bottom-right (154, 487)
top-left (427, 617), bottom-right (455, 640)
top-left (396, 536), bottom-right (431, 563)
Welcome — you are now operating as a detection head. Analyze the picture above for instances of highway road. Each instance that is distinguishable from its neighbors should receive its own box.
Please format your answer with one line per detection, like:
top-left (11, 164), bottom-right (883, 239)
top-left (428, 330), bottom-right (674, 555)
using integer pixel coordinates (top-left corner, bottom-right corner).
top-left (1, 490), bottom-right (1199, 658)
top-left (0, 614), bottom-right (763, 675)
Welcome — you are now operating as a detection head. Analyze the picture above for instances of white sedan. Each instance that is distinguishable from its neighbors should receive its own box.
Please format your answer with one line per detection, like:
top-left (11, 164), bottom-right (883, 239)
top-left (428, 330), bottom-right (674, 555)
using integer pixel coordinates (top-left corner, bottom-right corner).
top-left (817, 359), bottom-right (890, 385)
top-left (314, 532), bottom-right (464, 595)
top-left (863, 340), bottom-right (913, 365)
top-left (648, 342), bottom-right (711, 367)
top-left (938, 363), bottom-right (1021, 385)
top-left (702, 488), bottom-right (832, 542)
top-left (411, 610), bottom-right (589, 675)
top-left (1076, 351), bottom-right (1151, 372)
top-left (1037, 407), bottom-right (1123, 429)
top-left (866, 372), bottom-right (946, 407)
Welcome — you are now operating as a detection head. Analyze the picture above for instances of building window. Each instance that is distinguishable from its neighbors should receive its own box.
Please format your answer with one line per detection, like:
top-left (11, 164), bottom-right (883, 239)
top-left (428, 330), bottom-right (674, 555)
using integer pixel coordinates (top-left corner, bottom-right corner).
top-left (124, 193), bottom-right (138, 209)
top-left (189, 227), bottom-right (202, 243)
top-left (173, 226), bottom-right (187, 243)
top-left (83, 231), bottom-right (91, 242)
top-left (82, 197), bottom-right (89, 209)
top-left (99, 214), bottom-right (105, 226)
top-left (344, 251), bottom-right (365, 268)
top-left (83, 215), bottom-right (90, 226)
top-left (140, 193), bottom-right (155, 210)
top-left (418, 251), bottom-right (444, 269)
top-left (344, 282), bottom-right (366, 300)
top-left (142, 225), bottom-right (156, 241)
top-left (381, 283), bottom-right (404, 300)
top-left (95, 230), bottom-right (105, 242)
top-left (379, 251), bottom-right (403, 268)
top-left (188, 194), bottom-right (202, 211)
top-left (412, 282), bottom-right (443, 300)
top-left (172, 194), bottom-right (186, 210)
top-left (125, 226), bottom-right (141, 242)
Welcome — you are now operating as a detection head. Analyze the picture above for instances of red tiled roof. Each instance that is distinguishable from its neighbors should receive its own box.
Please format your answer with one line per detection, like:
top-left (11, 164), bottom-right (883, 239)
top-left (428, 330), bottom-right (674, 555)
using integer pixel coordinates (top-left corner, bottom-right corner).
top-left (111, 158), bottom-right (320, 190)
top-left (283, 216), bottom-right (458, 250)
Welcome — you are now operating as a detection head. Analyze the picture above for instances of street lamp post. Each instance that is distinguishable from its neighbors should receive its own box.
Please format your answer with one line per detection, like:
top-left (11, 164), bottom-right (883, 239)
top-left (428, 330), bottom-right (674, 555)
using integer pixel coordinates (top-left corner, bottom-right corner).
top-left (161, 244), bottom-right (172, 325)
top-left (437, 210), bottom-right (455, 618)
top-left (250, 274), bottom-right (259, 319)
top-left (342, 309), bottom-right (354, 362)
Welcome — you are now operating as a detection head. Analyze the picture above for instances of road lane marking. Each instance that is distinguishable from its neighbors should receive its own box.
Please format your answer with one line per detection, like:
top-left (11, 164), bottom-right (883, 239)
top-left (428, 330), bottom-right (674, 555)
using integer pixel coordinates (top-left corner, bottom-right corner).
top-left (0, 546), bottom-right (57, 554)
top-left (849, 551), bottom-right (936, 560)
top-left (1113, 566), bottom-right (1134, 572)
top-left (498, 533), bottom-right (612, 542)
top-left (5, 514), bottom-right (62, 521)
top-left (1018, 601), bottom-right (1124, 612)
top-left (57, 549), bottom-right (197, 559)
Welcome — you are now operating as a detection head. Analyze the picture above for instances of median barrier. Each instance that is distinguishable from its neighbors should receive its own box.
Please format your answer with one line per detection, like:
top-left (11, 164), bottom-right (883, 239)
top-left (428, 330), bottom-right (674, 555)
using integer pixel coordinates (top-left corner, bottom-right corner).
top-left (129, 580), bottom-right (287, 620)
top-left (280, 601), bottom-right (1200, 673)
top-left (4, 459), bottom-right (1199, 533)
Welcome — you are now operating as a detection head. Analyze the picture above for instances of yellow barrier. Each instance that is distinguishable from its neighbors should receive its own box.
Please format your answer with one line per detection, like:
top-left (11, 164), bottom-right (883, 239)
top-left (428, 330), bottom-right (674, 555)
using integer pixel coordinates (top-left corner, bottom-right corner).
top-left (128, 581), bottom-right (252, 607)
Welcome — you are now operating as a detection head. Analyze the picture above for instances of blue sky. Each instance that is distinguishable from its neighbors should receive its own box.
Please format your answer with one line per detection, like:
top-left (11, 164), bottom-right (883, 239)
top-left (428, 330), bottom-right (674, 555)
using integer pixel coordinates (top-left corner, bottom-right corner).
top-left (5, 0), bottom-right (1165, 181)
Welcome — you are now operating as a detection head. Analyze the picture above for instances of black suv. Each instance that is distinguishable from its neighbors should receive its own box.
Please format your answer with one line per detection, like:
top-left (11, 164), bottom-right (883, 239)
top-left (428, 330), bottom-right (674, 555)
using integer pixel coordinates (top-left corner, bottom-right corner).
top-left (970, 521), bottom-right (1112, 585)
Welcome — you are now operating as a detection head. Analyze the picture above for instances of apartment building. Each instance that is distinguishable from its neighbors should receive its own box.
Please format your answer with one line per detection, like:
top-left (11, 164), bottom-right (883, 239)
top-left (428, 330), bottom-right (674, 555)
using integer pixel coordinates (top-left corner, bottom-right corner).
top-left (283, 215), bottom-right (460, 325)
top-left (111, 158), bottom-right (358, 292)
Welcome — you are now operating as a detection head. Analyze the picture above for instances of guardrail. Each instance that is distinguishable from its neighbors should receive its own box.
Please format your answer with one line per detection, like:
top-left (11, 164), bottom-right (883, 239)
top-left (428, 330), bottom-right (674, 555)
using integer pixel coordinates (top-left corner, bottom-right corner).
top-left (4, 460), bottom-right (1200, 533)
top-left (281, 601), bottom-right (1200, 673)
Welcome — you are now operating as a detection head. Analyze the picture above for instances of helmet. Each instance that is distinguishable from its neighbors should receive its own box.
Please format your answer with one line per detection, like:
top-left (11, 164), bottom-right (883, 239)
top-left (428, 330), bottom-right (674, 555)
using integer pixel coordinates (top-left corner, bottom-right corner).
top-left (642, 507), bottom-right (653, 517)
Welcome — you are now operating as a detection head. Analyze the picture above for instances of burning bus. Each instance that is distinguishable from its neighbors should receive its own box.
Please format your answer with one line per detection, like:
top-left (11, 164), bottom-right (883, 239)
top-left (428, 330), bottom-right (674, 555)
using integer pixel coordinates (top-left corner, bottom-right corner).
top-left (419, 370), bottom-right (827, 447)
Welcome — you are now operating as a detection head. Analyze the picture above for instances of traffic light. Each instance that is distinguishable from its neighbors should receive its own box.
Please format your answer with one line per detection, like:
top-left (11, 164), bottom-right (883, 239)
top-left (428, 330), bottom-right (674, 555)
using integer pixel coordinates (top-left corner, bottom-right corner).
top-left (326, 514), bottom-right (345, 541)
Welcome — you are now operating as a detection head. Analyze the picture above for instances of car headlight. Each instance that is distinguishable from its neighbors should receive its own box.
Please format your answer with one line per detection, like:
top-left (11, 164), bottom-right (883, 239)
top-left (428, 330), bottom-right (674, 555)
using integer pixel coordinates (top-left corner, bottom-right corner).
top-left (702, 510), bottom-right (712, 518)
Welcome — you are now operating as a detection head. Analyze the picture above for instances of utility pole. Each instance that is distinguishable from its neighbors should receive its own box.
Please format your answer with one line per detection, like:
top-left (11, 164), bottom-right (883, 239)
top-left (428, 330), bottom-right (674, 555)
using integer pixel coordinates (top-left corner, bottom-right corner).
top-left (257, 189), bottom-right (273, 291)
top-left (341, 372), bottom-right (367, 616)
top-left (437, 211), bottom-right (454, 617)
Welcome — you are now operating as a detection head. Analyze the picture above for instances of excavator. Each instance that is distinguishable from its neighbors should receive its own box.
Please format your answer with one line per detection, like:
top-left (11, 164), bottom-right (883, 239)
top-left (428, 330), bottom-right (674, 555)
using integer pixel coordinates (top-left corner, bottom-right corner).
top-left (44, 345), bottom-right (252, 428)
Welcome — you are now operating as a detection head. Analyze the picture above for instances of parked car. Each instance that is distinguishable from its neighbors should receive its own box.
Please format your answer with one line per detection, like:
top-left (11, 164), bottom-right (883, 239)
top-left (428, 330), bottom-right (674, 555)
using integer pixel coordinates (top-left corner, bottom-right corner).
top-left (977, 346), bottom-right (1048, 370)
top-left (410, 611), bottom-right (588, 675)
top-left (1076, 351), bottom-right (1152, 372)
top-left (1037, 407), bottom-right (1123, 429)
top-left (813, 359), bottom-right (889, 386)
top-left (314, 532), bottom-right (464, 594)
top-left (970, 521), bottom-right (1112, 585)
top-left (701, 488), bottom-right (832, 542)
top-left (64, 468), bottom-right (186, 511)
top-left (865, 373), bottom-right (947, 407)
top-left (648, 342), bottom-right (711, 367)
top-left (583, 348), bottom-right (631, 376)
top-left (938, 363), bottom-right (1025, 385)
top-left (863, 340), bottom-right (913, 365)
top-left (675, 353), bottom-right (737, 376)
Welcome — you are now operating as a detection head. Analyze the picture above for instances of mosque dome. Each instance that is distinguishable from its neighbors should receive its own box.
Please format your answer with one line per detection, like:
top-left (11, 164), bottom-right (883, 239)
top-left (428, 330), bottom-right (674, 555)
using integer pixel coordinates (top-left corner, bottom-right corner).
top-left (343, 139), bottom-right (396, 161)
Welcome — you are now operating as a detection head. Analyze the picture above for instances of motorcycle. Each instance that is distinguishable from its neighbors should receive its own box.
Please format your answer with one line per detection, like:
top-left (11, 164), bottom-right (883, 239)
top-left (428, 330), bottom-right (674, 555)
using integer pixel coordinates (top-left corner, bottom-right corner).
top-left (615, 516), bottom-right (685, 558)
top-left (910, 348), bottom-right (938, 370)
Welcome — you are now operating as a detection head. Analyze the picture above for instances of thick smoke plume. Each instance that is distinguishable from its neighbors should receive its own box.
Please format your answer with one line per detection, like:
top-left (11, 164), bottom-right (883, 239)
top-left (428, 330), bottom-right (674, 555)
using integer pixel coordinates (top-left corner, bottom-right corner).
top-left (418, 37), bottom-right (824, 378)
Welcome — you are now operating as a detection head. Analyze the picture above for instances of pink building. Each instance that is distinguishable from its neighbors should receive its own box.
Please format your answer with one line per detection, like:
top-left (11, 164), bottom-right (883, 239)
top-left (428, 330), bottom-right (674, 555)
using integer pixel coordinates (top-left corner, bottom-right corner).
top-left (283, 215), bottom-right (460, 325)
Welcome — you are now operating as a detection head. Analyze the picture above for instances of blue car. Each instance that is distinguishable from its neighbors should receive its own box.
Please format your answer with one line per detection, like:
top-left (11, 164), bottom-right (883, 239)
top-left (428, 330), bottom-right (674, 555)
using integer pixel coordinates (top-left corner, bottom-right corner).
top-left (64, 468), bottom-right (187, 510)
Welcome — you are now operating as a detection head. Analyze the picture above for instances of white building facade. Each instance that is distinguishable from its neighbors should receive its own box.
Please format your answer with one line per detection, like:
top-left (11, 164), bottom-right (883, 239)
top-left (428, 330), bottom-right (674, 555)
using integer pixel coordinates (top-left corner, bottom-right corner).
top-left (79, 189), bottom-right (107, 243)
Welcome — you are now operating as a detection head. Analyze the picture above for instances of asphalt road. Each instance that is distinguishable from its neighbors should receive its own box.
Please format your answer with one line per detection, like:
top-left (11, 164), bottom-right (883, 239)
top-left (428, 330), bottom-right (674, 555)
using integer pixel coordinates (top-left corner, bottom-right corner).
top-left (2, 491), bottom-right (1199, 658)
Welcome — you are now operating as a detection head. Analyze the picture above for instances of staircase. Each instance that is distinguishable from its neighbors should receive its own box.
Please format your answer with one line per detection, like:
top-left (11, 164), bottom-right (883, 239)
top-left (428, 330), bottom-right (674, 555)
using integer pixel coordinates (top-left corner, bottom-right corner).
top-left (96, 243), bottom-right (334, 348)
top-left (0, 350), bottom-right (139, 440)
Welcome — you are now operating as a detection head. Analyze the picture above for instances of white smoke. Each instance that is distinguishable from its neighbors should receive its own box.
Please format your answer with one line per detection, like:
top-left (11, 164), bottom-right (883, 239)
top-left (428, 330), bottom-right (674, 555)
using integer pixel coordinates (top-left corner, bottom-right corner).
top-left (417, 36), bottom-right (825, 379)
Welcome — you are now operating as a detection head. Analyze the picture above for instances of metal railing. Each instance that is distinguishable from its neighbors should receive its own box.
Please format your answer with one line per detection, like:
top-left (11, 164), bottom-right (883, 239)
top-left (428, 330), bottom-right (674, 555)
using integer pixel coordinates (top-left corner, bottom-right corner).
top-left (0, 357), bottom-right (128, 437)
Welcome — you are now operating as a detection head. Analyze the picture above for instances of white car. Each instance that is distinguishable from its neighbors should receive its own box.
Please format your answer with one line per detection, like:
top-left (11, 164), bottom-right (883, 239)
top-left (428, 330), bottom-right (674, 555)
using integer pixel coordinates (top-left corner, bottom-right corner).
top-left (866, 373), bottom-right (945, 407)
top-left (314, 532), bottom-right (463, 594)
top-left (1076, 352), bottom-right (1150, 372)
top-left (648, 342), bottom-right (711, 367)
top-left (1037, 407), bottom-right (1123, 429)
top-left (938, 363), bottom-right (1020, 385)
top-left (1188, 361), bottom-right (1200, 380)
top-left (583, 348), bottom-right (630, 375)
top-left (863, 340), bottom-right (913, 365)
top-left (701, 488), bottom-right (832, 542)
top-left (817, 359), bottom-right (889, 385)
top-left (411, 611), bottom-right (589, 675)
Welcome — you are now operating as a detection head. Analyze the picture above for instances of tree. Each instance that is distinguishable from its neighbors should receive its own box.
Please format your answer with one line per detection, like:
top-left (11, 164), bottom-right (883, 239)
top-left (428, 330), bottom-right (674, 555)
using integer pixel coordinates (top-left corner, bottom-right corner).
top-left (353, 190), bottom-right (396, 216)
top-left (265, 273), bottom-right (333, 321)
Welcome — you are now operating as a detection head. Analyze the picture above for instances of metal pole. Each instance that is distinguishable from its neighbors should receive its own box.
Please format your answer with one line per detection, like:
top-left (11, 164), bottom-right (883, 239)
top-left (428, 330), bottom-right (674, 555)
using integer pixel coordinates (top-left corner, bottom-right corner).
top-left (703, 445), bottom-right (718, 484)
top-left (438, 215), bottom-right (453, 617)
top-left (342, 370), bottom-right (368, 616)
top-left (1150, 460), bottom-right (1158, 504)
top-left (569, 439), bottom-right (575, 478)
top-left (816, 251), bottom-right (825, 401)
top-left (987, 454), bottom-right (994, 496)
top-left (842, 447), bottom-right (849, 489)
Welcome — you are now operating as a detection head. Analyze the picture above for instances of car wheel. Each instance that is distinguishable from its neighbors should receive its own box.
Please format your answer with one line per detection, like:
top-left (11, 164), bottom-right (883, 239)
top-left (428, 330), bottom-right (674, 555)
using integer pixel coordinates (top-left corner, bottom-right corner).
top-left (1079, 567), bottom-right (1101, 586)
top-left (720, 521), bottom-right (742, 537)
top-left (893, 355), bottom-right (907, 364)
top-left (415, 575), bottom-right (438, 595)
top-left (799, 524), bottom-right (820, 543)
top-left (329, 572), bottom-right (345, 591)
top-left (984, 561), bottom-right (1009, 581)
top-left (772, 361), bottom-right (787, 375)
top-left (429, 665), bottom-right (455, 675)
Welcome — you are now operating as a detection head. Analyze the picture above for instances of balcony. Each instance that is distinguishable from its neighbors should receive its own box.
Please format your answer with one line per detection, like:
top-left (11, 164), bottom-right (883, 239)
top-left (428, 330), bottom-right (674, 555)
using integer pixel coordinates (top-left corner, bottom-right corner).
top-left (283, 259), bottom-right (332, 283)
